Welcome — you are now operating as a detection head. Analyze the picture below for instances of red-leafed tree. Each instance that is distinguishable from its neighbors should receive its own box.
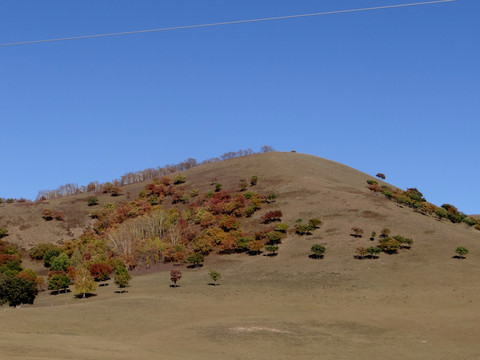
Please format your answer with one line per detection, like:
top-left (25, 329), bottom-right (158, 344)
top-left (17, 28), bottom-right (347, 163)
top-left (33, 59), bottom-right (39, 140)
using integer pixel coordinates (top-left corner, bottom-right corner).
top-left (170, 270), bottom-right (182, 287)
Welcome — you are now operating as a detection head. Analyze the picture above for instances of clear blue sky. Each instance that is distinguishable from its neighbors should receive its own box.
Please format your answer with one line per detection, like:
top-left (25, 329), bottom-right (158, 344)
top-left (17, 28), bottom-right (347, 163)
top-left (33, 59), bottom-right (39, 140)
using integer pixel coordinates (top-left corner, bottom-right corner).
top-left (1, 0), bottom-right (478, 214)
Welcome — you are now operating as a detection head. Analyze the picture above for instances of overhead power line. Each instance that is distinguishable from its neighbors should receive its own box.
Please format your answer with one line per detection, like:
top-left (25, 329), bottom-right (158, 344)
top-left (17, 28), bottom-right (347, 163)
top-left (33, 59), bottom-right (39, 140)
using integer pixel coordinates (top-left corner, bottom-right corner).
top-left (0, 0), bottom-right (457, 48)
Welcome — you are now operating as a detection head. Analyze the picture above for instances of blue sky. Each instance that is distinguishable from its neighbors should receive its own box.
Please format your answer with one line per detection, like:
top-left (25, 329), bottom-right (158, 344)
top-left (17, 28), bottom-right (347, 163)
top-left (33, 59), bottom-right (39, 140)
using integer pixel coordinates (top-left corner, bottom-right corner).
top-left (1, 0), bottom-right (478, 214)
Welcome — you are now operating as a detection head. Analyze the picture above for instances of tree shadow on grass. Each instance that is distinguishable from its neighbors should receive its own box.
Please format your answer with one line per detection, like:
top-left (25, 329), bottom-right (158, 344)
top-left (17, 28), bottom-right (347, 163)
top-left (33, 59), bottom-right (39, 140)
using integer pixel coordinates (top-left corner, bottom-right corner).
top-left (114, 290), bottom-right (128, 294)
top-left (263, 253), bottom-right (278, 257)
top-left (186, 264), bottom-right (204, 269)
top-left (74, 293), bottom-right (97, 299)
top-left (308, 254), bottom-right (324, 260)
top-left (452, 255), bottom-right (466, 260)
top-left (99, 283), bottom-right (109, 287)
top-left (208, 283), bottom-right (220, 286)
top-left (169, 284), bottom-right (180, 288)
top-left (50, 289), bottom-right (71, 295)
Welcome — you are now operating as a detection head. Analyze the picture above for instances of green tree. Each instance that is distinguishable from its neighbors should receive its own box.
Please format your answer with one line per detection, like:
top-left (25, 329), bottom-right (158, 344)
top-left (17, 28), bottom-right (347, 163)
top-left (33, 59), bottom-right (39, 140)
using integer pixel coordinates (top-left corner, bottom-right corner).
top-left (310, 244), bottom-right (326, 259)
top-left (48, 274), bottom-right (71, 293)
top-left (0, 228), bottom-right (8, 238)
top-left (209, 269), bottom-right (221, 285)
top-left (50, 253), bottom-right (70, 272)
top-left (366, 246), bottom-right (381, 258)
top-left (265, 245), bottom-right (279, 256)
top-left (43, 248), bottom-right (61, 268)
top-left (173, 174), bottom-right (186, 185)
top-left (455, 246), bottom-right (469, 259)
top-left (187, 253), bottom-right (204, 268)
top-left (74, 267), bottom-right (97, 298)
top-left (274, 223), bottom-right (289, 233)
top-left (87, 197), bottom-right (99, 206)
top-left (0, 276), bottom-right (38, 307)
top-left (114, 264), bottom-right (131, 289)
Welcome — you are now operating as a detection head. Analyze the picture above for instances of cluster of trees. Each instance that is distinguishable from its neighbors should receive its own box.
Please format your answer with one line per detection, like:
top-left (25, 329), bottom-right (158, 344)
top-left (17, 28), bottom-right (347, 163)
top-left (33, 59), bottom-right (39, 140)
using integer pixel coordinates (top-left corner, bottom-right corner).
top-left (294, 218), bottom-right (322, 236)
top-left (0, 237), bottom-right (41, 307)
top-left (38, 172), bottom-right (281, 277)
top-left (353, 227), bottom-right (413, 258)
top-left (367, 180), bottom-right (479, 230)
top-left (28, 241), bottom-right (131, 298)
top-left (33, 146), bottom-right (275, 202)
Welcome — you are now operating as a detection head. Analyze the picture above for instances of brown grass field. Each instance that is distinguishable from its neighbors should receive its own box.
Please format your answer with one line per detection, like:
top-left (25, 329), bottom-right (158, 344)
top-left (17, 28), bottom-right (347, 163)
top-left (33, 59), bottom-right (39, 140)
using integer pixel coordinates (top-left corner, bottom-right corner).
top-left (1, 152), bottom-right (479, 359)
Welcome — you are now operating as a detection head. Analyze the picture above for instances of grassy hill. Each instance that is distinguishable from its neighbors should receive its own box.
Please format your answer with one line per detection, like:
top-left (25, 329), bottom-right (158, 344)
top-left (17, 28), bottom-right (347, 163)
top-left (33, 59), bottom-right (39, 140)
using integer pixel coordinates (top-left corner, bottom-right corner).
top-left (1, 152), bottom-right (479, 359)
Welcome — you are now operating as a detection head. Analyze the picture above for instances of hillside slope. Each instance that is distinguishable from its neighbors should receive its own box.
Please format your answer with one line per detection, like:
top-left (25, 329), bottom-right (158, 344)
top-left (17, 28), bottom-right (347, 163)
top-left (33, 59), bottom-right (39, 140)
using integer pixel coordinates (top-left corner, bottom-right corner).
top-left (1, 152), bottom-right (480, 359)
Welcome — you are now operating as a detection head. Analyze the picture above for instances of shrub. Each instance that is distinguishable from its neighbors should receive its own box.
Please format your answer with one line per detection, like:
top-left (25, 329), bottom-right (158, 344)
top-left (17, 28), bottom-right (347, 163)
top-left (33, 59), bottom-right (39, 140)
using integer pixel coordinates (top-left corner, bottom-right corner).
top-left (379, 228), bottom-right (391, 238)
top-left (114, 264), bottom-right (131, 289)
top-left (295, 224), bottom-right (313, 236)
top-left (274, 223), bottom-right (289, 233)
top-left (370, 231), bottom-right (376, 240)
top-left (48, 274), bottom-right (71, 293)
top-left (392, 235), bottom-right (413, 249)
top-left (247, 240), bottom-right (264, 255)
top-left (50, 253), bottom-right (70, 271)
top-left (170, 270), bottom-right (182, 286)
top-left (43, 248), bottom-right (61, 268)
top-left (455, 246), bottom-right (469, 259)
top-left (0, 228), bottom-right (8, 238)
top-left (235, 236), bottom-right (253, 252)
top-left (355, 247), bottom-right (367, 259)
top-left (261, 210), bottom-right (283, 224)
top-left (308, 218), bottom-right (322, 229)
top-left (463, 218), bottom-right (477, 227)
top-left (368, 183), bottom-right (383, 193)
top-left (378, 238), bottom-right (401, 254)
top-left (42, 209), bottom-right (54, 221)
top-left (89, 263), bottom-right (112, 282)
top-left (87, 197), bottom-right (99, 206)
top-left (264, 245), bottom-right (279, 256)
top-left (310, 244), bottom-right (326, 259)
top-left (173, 174), bottom-right (186, 185)
top-left (435, 207), bottom-right (448, 220)
top-left (239, 179), bottom-right (248, 191)
top-left (405, 188), bottom-right (425, 202)
top-left (209, 269), bottom-right (221, 285)
top-left (0, 276), bottom-right (38, 307)
top-left (382, 190), bottom-right (393, 199)
top-left (187, 253), bottom-right (204, 268)
top-left (215, 183), bottom-right (222, 192)
top-left (366, 246), bottom-right (381, 258)
top-left (351, 227), bottom-right (364, 238)
top-left (250, 175), bottom-right (258, 186)
top-left (266, 231), bottom-right (284, 245)
top-left (366, 180), bottom-right (378, 185)
top-left (266, 193), bottom-right (277, 203)
top-left (29, 243), bottom-right (60, 260)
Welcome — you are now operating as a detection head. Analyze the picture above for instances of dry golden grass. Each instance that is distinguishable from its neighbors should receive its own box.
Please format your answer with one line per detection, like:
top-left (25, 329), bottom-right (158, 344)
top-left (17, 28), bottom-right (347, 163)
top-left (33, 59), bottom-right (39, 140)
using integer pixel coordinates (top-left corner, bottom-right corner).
top-left (1, 152), bottom-right (480, 359)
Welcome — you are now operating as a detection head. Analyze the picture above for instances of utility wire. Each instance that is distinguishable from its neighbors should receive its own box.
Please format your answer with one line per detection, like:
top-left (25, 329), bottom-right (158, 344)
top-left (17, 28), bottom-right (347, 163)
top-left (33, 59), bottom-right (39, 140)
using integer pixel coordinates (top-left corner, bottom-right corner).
top-left (0, 0), bottom-right (457, 47)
